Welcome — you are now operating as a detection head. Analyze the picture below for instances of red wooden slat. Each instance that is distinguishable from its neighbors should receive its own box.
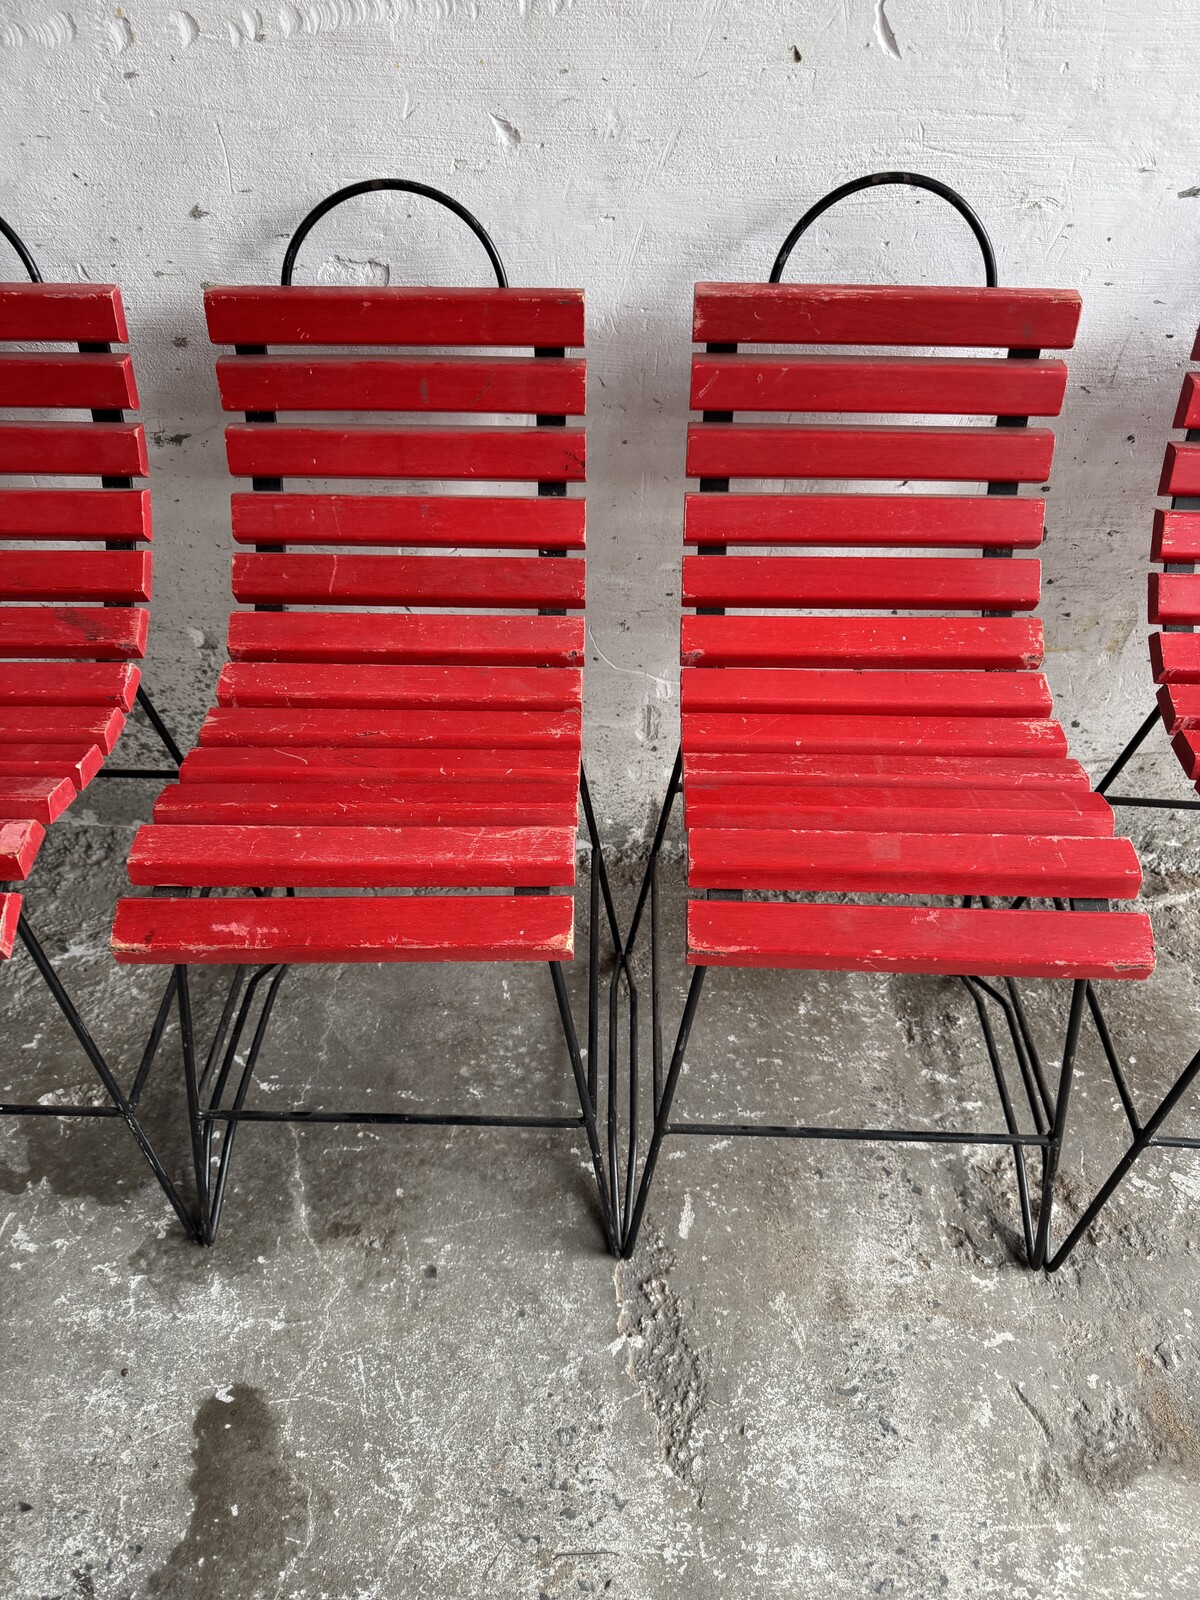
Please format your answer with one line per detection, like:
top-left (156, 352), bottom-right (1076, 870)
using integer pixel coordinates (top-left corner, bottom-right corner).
top-left (686, 901), bottom-right (1153, 980)
top-left (226, 425), bottom-right (585, 482)
top-left (1149, 572), bottom-right (1200, 626)
top-left (0, 488), bottom-right (150, 540)
top-left (0, 607), bottom-right (148, 662)
top-left (683, 555), bottom-right (1039, 612)
top-left (0, 708), bottom-right (124, 752)
top-left (0, 552), bottom-right (150, 603)
top-left (0, 819), bottom-right (45, 880)
top-left (680, 667), bottom-right (1051, 719)
top-left (0, 423), bottom-right (147, 477)
top-left (154, 778), bottom-right (579, 828)
top-left (216, 354), bottom-right (586, 415)
top-left (228, 612), bottom-right (584, 667)
top-left (0, 662), bottom-right (139, 709)
top-left (0, 353), bottom-right (137, 410)
top-left (198, 706), bottom-right (581, 750)
top-left (681, 616), bottom-right (1043, 670)
top-left (1150, 633), bottom-right (1200, 685)
top-left (690, 353), bottom-right (1068, 415)
top-left (686, 423), bottom-right (1054, 483)
top-left (0, 779), bottom-right (75, 825)
top-left (205, 286), bottom-right (585, 349)
top-left (683, 751), bottom-right (1089, 788)
top-left (112, 892), bottom-right (575, 965)
top-left (1157, 685), bottom-right (1200, 732)
top-left (692, 284), bottom-right (1082, 350)
top-left (0, 743), bottom-right (105, 789)
top-left (1160, 443), bottom-right (1200, 497)
top-left (1192, 330), bottom-right (1200, 362)
top-left (684, 493), bottom-right (1044, 549)
top-left (216, 663), bottom-right (582, 712)
top-left (178, 744), bottom-right (582, 783)
top-left (684, 782), bottom-right (1113, 836)
top-left (0, 891), bottom-right (20, 957)
top-left (688, 828), bottom-right (1139, 898)
top-left (683, 712), bottom-right (1068, 758)
top-left (1171, 730), bottom-right (1200, 781)
top-left (233, 553), bottom-right (583, 611)
top-left (1174, 373), bottom-right (1200, 430)
top-left (0, 283), bottom-right (127, 344)
top-left (232, 493), bottom-right (584, 549)
top-left (1151, 510), bottom-right (1200, 563)
top-left (127, 824), bottom-right (577, 889)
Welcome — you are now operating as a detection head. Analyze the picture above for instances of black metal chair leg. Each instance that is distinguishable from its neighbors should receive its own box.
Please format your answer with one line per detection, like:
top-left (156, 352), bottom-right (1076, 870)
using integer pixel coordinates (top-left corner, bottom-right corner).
top-left (548, 961), bottom-right (620, 1254)
top-left (1030, 979), bottom-right (1088, 1270)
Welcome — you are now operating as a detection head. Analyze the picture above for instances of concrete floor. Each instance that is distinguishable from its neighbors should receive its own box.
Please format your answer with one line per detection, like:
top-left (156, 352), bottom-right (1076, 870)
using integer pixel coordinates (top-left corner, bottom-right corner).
top-left (3, 784), bottom-right (1200, 1598)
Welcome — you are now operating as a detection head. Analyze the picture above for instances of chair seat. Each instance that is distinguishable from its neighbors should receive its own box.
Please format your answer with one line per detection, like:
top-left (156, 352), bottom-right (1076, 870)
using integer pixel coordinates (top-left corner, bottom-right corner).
top-left (687, 900), bottom-right (1155, 980)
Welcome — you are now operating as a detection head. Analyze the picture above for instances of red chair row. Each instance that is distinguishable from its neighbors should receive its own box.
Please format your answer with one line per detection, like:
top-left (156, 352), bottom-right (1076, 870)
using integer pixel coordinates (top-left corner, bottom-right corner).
top-left (1, 173), bottom-right (1174, 1269)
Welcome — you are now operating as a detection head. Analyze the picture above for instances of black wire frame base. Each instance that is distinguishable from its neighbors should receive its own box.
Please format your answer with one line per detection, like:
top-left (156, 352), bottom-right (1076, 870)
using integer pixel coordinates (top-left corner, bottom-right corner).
top-left (95, 682), bottom-right (185, 782)
top-left (0, 910), bottom-right (199, 1241)
top-left (616, 752), bottom-right (1123, 1271)
top-left (137, 770), bottom-right (625, 1252)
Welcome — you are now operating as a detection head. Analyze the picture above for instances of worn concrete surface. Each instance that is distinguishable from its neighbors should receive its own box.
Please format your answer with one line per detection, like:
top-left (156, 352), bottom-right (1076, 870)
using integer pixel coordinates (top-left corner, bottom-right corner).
top-left (2, 760), bottom-right (1200, 1599)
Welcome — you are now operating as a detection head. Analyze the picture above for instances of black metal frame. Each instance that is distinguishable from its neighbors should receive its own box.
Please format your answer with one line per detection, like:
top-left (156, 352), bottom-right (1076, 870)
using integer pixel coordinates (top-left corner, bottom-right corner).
top-left (617, 173), bottom-right (1114, 1266)
top-left (135, 180), bottom-right (625, 1250)
top-left (0, 214), bottom-right (190, 1231)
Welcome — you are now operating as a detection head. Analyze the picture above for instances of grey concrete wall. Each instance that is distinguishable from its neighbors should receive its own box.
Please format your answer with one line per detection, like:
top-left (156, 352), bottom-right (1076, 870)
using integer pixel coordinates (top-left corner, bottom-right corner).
top-left (2, 0), bottom-right (1199, 839)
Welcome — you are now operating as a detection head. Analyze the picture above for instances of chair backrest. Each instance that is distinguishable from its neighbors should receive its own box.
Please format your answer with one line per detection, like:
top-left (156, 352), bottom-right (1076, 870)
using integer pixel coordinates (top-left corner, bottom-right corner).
top-left (203, 282), bottom-right (587, 670)
top-left (0, 280), bottom-right (150, 663)
top-left (682, 279), bottom-right (1082, 666)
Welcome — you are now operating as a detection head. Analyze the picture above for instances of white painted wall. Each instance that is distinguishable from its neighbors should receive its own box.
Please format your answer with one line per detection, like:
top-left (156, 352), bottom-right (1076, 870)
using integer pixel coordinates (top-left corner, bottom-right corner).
top-left (3, 0), bottom-right (1199, 842)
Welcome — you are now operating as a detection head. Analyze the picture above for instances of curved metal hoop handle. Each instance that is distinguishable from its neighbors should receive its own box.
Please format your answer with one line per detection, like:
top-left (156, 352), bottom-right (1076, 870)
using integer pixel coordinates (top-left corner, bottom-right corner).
top-left (0, 214), bottom-right (42, 283)
top-left (280, 179), bottom-right (507, 288)
top-left (769, 171), bottom-right (998, 288)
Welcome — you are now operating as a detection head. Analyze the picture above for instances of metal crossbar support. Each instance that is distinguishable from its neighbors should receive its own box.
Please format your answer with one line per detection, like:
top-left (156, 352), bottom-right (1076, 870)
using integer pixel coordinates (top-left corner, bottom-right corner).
top-left (0, 911), bottom-right (198, 1241)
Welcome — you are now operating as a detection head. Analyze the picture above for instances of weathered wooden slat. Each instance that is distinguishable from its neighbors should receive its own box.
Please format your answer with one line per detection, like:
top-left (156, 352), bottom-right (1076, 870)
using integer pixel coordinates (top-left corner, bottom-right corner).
top-left (0, 352), bottom-right (137, 410)
top-left (0, 552), bottom-right (150, 603)
top-left (0, 423), bottom-right (147, 477)
top-left (0, 283), bottom-right (127, 344)
top-left (0, 488), bottom-right (150, 541)
top-left (232, 553), bottom-right (584, 610)
top-left (1151, 509), bottom-right (1200, 563)
top-left (685, 788), bottom-right (1112, 837)
top-left (692, 284), bottom-right (1082, 349)
top-left (0, 743), bottom-right (105, 789)
top-left (0, 607), bottom-right (148, 662)
top-left (0, 662), bottom-right (139, 709)
top-left (205, 286), bottom-right (585, 349)
top-left (1150, 633), bottom-right (1200, 685)
top-left (0, 818), bottom-right (45, 880)
top-left (228, 612), bottom-right (585, 667)
top-left (198, 706), bottom-right (581, 751)
top-left (0, 778), bottom-right (76, 825)
top-left (680, 666), bottom-right (1051, 719)
top-left (112, 891), bottom-right (575, 965)
top-left (683, 750), bottom-right (1090, 788)
top-left (686, 901), bottom-right (1153, 979)
top-left (0, 891), bottom-right (20, 957)
top-left (686, 423), bottom-right (1054, 483)
top-left (1174, 373), bottom-right (1200, 429)
top-left (0, 707), bottom-right (124, 752)
top-left (684, 493), bottom-right (1044, 549)
top-left (225, 424), bottom-right (586, 482)
top-left (682, 711), bottom-right (1068, 758)
top-left (1149, 572), bottom-right (1200, 626)
top-left (216, 354), bottom-right (586, 415)
top-left (154, 777), bottom-right (579, 828)
top-left (690, 353), bottom-right (1068, 416)
top-left (681, 616), bottom-right (1043, 670)
top-left (688, 828), bottom-right (1139, 897)
top-left (1160, 443), bottom-right (1200, 497)
top-left (178, 743), bottom-right (582, 783)
top-left (231, 493), bottom-right (584, 549)
top-left (127, 823), bottom-right (577, 889)
top-left (682, 555), bottom-right (1039, 612)
top-left (1157, 685), bottom-right (1200, 733)
top-left (216, 663), bottom-right (582, 712)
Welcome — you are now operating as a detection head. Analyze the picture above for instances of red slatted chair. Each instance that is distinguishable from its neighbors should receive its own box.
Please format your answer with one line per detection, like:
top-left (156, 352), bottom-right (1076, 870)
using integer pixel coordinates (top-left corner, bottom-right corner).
top-left (1046, 324), bottom-right (1200, 1269)
top-left (111, 181), bottom-right (618, 1249)
top-left (618, 173), bottom-right (1155, 1267)
top-left (0, 213), bottom-right (190, 1233)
